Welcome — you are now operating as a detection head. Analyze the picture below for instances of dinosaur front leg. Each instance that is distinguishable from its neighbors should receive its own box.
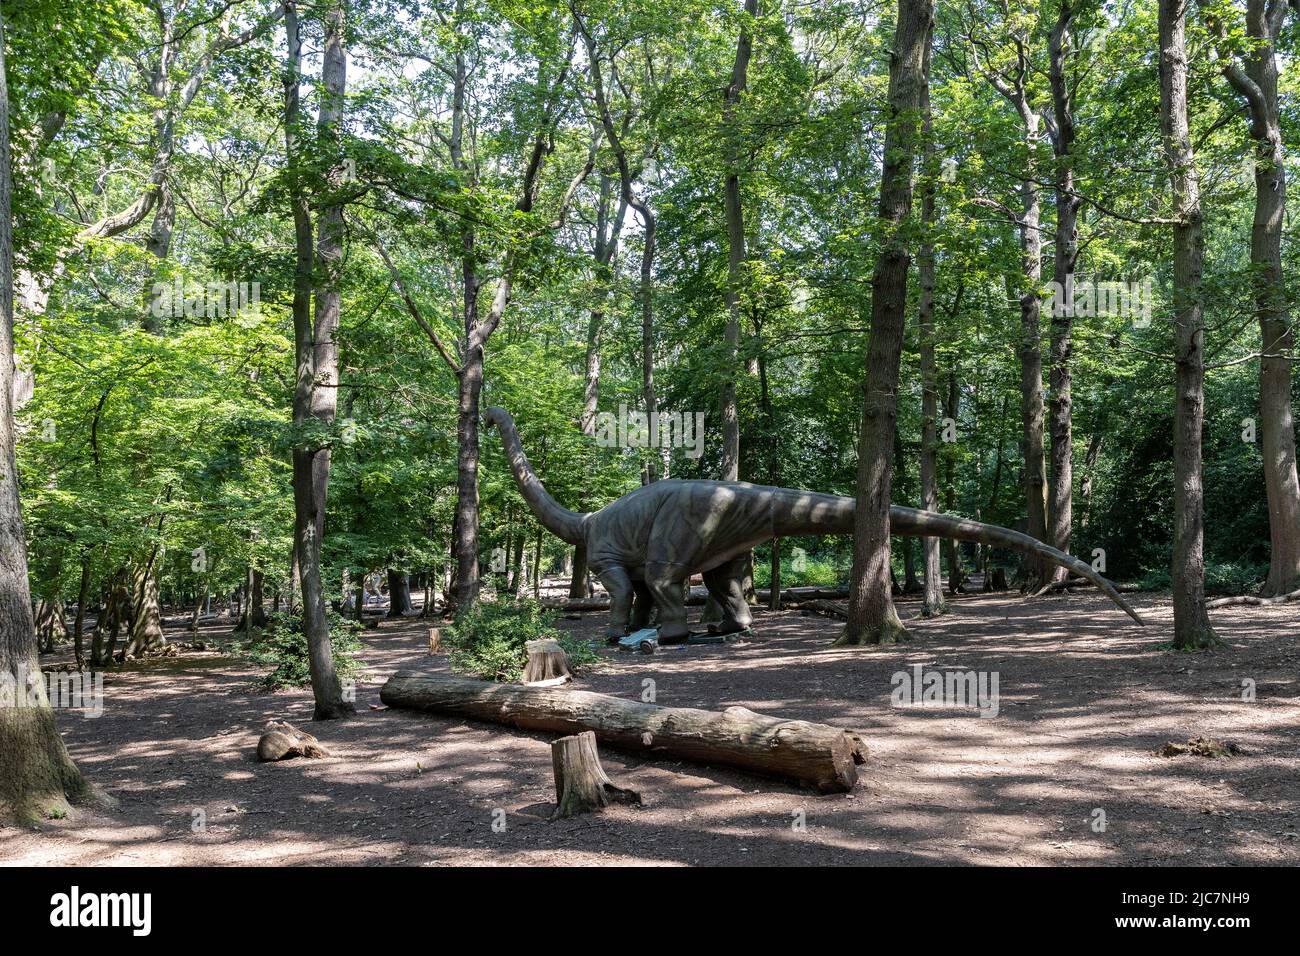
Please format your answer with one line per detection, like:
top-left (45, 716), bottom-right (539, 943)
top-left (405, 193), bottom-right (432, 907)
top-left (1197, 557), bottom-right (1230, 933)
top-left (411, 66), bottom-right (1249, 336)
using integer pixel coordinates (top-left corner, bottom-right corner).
top-left (703, 556), bottom-right (753, 635)
top-left (644, 564), bottom-right (690, 644)
top-left (596, 566), bottom-right (635, 641)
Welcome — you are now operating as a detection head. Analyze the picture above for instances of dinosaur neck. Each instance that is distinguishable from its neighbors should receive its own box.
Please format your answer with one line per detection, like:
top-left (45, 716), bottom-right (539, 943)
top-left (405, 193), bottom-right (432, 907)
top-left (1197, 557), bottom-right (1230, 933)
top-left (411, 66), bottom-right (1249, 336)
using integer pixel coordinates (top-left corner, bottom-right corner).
top-left (772, 489), bottom-right (857, 535)
top-left (484, 407), bottom-right (587, 545)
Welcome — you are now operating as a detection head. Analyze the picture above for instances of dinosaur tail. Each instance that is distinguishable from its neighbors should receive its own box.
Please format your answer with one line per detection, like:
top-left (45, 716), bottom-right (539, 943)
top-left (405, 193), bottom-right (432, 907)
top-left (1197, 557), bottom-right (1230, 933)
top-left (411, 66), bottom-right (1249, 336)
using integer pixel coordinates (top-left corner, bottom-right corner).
top-left (484, 407), bottom-right (588, 546)
top-left (887, 505), bottom-right (1144, 625)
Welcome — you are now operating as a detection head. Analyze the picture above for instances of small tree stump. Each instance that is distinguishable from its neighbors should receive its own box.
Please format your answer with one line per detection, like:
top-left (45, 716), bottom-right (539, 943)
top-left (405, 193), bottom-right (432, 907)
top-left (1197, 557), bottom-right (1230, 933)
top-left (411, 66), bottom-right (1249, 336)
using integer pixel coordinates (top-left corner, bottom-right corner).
top-left (523, 638), bottom-right (571, 686)
top-left (990, 568), bottom-right (1009, 592)
top-left (428, 627), bottom-right (442, 655)
top-left (550, 731), bottom-right (640, 819)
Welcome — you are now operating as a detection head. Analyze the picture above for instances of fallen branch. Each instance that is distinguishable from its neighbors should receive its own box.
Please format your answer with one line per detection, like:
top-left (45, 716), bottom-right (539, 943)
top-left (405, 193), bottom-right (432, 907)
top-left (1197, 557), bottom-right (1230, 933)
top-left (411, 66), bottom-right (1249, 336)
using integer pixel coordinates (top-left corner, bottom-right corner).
top-left (1207, 586), bottom-right (1300, 609)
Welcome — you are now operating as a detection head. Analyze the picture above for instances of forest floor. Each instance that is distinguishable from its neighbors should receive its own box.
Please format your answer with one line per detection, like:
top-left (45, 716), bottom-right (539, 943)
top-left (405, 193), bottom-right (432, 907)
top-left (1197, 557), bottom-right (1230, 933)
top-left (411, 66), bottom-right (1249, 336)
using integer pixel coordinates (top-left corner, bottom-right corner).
top-left (2, 588), bottom-right (1298, 866)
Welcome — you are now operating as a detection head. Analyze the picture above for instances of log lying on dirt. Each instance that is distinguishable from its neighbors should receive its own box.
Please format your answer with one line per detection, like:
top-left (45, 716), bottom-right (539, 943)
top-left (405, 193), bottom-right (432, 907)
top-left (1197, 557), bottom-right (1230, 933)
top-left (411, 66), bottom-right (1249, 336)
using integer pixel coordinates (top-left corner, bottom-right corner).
top-left (1207, 586), bottom-right (1300, 609)
top-left (380, 671), bottom-right (867, 793)
top-left (790, 599), bottom-right (849, 621)
top-left (551, 731), bottom-right (640, 819)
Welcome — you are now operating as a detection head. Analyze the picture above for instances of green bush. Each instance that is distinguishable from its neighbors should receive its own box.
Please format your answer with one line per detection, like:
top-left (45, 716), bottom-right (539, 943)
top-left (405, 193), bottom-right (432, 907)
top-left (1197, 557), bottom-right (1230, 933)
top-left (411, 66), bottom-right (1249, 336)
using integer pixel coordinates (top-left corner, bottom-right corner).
top-left (753, 555), bottom-right (841, 589)
top-left (445, 598), bottom-right (598, 683)
top-left (1134, 560), bottom-right (1267, 596)
top-left (227, 609), bottom-right (366, 690)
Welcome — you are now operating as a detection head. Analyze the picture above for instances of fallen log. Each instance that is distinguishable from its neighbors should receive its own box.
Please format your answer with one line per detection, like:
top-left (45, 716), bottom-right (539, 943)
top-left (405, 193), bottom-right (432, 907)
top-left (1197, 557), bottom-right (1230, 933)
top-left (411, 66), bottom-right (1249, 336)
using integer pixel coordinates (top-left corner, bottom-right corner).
top-left (1207, 585), bottom-right (1300, 609)
top-left (790, 599), bottom-right (848, 621)
top-left (380, 671), bottom-right (867, 793)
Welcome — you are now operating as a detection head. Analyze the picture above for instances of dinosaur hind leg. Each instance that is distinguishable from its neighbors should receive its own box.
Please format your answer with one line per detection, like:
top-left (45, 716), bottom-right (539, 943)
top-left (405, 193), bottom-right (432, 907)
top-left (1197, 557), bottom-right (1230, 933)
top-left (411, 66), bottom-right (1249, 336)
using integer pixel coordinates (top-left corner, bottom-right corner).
top-left (645, 564), bottom-right (690, 644)
top-left (630, 581), bottom-right (654, 631)
top-left (703, 557), bottom-right (753, 636)
top-left (597, 566), bottom-right (635, 642)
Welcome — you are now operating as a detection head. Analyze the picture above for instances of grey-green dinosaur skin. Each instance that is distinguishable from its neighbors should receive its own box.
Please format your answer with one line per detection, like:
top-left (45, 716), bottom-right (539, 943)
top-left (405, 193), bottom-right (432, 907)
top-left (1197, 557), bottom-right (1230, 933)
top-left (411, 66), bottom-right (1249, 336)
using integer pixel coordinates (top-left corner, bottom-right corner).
top-left (486, 407), bottom-right (1144, 641)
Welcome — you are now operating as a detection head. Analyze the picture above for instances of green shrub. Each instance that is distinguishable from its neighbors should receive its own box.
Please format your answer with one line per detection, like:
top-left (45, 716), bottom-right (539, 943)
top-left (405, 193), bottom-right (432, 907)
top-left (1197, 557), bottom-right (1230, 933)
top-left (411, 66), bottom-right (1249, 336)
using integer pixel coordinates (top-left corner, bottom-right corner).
top-left (445, 598), bottom-right (598, 683)
top-left (1134, 560), bottom-right (1266, 596)
top-left (754, 555), bottom-right (841, 589)
top-left (227, 609), bottom-right (365, 690)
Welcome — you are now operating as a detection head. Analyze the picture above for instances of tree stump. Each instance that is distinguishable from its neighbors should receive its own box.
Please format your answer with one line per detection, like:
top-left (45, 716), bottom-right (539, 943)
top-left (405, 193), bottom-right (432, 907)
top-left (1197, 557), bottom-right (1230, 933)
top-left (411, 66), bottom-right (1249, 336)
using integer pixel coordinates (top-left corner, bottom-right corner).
top-left (428, 627), bottom-right (442, 655)
top-left (990, 568), bottom-right (1009, 592)
top-left (256, 721), bottom-right (328, 762)
top-left (550, 731), bottom-right (640, 819)
top-left (523, 638), bottom-right (571, 685)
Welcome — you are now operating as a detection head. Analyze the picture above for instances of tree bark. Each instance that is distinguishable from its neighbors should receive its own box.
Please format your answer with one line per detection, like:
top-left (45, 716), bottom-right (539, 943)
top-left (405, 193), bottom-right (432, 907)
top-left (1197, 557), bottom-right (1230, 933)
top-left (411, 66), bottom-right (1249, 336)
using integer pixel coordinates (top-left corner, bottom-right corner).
top-left (917, 65), bottom-right (946, 616)
top-left (387, 569), bottom-right (413, 617)
top-left (284, 0), bottom-right (353, 718)
top-left (381, 671), bottom-right (868, 793)
top-left (1046, 1), bottom-right (1080, 581)
top-left (1210, 0), bottom-right (1300, 597)
top-left (839, 0), bottom-right (932, 646)
top-left (550, 731), bottom-right (640, 818)
top-left (1159, 0), bottom-right (1220, 649)
top-left (0, 8), bottom-right (87, 822)
top-left (126, 562), bottom-right (164, 656)
top-left (719, 0), bottom-right (759, 482)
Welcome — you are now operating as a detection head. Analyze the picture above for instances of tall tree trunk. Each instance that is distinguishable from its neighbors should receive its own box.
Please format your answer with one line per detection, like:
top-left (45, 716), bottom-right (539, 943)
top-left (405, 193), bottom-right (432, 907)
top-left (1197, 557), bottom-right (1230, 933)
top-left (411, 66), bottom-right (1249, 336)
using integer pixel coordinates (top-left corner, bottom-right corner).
top-left (285, 0), bottom-right (353, 717)
top-left (944, 368), bottom-right (965, 593)
top-left (917, 66), bottom-right (945, 615)
top-left (1046, 1), bottom-right (1080, 581)
top-left (0, 8), bottom-right (87, 822)
top-left (573, 173), bottom-right (626, 596)
top-left (839, 0), bottom-right (932, 646)
top-left (1211, 0), bottom-right (1300, 596)
top-left (1017, 139), bottom-right (1048, 587)
top-left (1159, 0), bottom-right (1220, 649)
top-left (720, 0), bottom-right (758, 481)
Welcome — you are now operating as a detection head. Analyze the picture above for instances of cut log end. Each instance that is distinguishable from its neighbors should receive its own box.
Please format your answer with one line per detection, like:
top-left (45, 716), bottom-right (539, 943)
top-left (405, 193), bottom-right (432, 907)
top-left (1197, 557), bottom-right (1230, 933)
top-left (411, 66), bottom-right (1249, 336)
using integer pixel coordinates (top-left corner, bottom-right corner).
top-left (523, 638), bottom-right (571, 685)
top-left (551, 731), bottom-right (641, 819)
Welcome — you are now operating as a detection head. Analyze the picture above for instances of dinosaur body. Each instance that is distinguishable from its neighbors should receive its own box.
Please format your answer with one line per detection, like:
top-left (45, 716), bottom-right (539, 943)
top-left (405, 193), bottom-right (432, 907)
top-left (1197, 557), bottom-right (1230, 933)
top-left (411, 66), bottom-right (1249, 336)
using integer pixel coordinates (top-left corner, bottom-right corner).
top-left (485, 406), bottom-right (1143, 641)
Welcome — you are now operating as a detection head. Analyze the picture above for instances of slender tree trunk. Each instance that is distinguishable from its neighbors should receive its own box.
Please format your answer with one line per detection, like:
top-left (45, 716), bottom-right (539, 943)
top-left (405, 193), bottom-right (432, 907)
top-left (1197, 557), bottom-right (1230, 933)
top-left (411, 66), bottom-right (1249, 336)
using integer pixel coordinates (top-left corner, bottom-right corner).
top-left (1046, 2), bottom-right (1079, 581)
top-left (1017, 137), bottom-right (1049, 587)
top-left (839, 0), bottom-right (932, 646)
top-left (917, 69), bottom-right (945, 615)
top-left (720, 0), bottom-right (758, 481)
top-left (1159, 0), bottom-right (1220, 649)
top-left (944, 369), bottom-right (965, 593)
top-left (1211, 0), bottom-right (1300, 596)
top-left (0, 9), bottom-right (87, 822)
top-left (285, 1), bottom-right (353, 717)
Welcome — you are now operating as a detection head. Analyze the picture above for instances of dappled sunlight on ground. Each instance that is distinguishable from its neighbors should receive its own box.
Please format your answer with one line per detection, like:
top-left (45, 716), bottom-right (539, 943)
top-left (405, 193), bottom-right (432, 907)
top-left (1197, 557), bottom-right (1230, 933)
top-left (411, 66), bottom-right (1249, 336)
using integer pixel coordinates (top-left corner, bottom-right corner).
top-left (2, 588), bottom-right (1297, 866)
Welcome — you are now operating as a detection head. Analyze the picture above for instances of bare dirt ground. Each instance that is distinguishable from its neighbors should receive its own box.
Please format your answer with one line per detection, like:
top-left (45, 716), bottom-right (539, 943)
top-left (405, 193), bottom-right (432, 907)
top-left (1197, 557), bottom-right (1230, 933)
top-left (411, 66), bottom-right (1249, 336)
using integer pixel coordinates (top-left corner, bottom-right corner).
top-left (3, 588), bottom-right (1298, 867)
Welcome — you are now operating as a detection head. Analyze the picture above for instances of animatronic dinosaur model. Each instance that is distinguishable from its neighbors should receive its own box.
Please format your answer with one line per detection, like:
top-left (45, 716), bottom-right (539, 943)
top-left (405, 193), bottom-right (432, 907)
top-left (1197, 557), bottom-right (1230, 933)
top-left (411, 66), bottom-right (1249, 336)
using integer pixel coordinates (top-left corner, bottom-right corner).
top-left (485, 407), bottom-right (1144, 642)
